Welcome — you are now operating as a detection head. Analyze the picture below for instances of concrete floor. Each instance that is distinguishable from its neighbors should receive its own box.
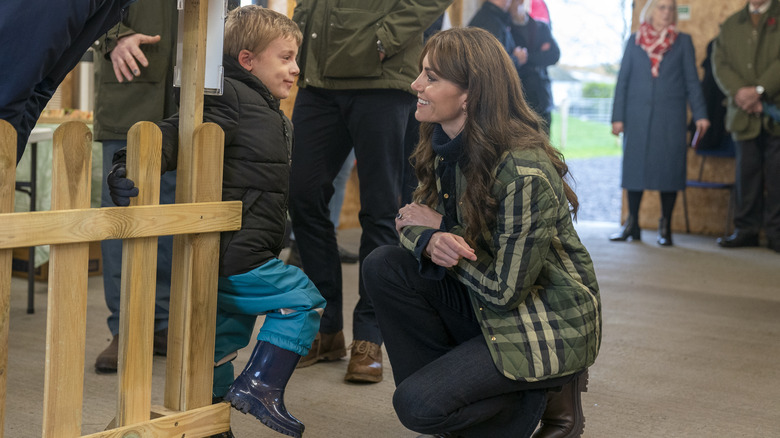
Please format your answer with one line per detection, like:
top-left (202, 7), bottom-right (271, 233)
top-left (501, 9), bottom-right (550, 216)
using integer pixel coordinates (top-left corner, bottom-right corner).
top-left (4, 222), bottom-right (780, 437)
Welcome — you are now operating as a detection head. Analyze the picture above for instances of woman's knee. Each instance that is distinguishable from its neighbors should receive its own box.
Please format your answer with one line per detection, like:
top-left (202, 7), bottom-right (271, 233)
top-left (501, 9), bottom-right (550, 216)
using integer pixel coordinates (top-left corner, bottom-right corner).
top-left (362, 245), bottom-right (409, 298)
top-left (392, 379), bottom-right (446, 432)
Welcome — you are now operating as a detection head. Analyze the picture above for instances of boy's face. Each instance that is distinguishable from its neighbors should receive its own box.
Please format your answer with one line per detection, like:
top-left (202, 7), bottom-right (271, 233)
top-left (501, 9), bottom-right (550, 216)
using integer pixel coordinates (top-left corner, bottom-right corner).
top-left (248, 36), bottom-right (300, 100)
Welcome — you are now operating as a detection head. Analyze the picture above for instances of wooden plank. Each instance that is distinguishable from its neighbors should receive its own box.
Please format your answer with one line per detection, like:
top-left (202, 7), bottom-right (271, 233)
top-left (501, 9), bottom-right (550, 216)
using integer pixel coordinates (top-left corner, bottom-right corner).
top-left (42, 121), bottom-right (92, 438)
top-left (117, 122), bottom-right (162, 426)
top-left (167, 0), bottom-right (210, 411)
top-left (0, 202), bottom-right (241, 249)
top-left (166, 123), bottom-right (224, 410)
top-left (0, 120), bottom-right (17, 438)
top-left (82, 403), bottom-right (231, 438)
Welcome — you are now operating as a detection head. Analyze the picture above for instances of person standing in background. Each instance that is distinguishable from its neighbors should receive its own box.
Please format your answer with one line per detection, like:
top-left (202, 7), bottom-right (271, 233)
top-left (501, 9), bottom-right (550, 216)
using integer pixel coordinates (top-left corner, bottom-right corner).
top-left (468, 0), bottom-right (516, 53)
top-left (288, 0), bottom-right (453, 384)
top-left (509, 0), bottom-right (560, 134)
top-left (609, 0), bottom-right (709, 247)
top-left (712, 0), bottom-right (780, 253)
top-left (92, 0), bottom-right (178, 373)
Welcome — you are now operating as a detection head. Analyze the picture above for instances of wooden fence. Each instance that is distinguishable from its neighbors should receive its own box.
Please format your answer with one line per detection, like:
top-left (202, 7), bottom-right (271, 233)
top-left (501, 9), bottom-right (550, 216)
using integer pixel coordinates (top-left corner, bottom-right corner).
top-left (0, 119), bottom-right (241, 437)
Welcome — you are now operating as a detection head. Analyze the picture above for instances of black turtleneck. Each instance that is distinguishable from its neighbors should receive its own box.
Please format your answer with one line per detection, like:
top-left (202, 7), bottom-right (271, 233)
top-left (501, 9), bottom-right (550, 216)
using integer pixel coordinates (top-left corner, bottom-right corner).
top-left (432, 125), bottom-right (464, 230)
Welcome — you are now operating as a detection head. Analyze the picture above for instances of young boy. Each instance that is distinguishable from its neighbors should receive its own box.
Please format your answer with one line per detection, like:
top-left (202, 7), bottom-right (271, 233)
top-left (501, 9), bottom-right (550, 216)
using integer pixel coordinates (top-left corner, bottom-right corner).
top-left (107, 6), bottom-right (324, 438)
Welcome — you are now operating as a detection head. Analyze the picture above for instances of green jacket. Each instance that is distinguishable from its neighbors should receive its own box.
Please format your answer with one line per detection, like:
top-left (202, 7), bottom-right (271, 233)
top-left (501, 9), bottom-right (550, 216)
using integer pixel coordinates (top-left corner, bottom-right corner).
top-left (712, 0), bottom-right (780, 140)
top-left (93, 0), bottom-right (178, 141)
top-left (292, 0), bottom-right (452, 94)
top-left (400, 147), bottom-right (601, 381)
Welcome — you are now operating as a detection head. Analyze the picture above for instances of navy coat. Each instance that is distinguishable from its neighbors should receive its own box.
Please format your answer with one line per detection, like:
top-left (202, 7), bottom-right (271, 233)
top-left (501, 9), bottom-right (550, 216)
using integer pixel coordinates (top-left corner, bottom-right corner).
top-left (612, 32), bottom-right (707, 191)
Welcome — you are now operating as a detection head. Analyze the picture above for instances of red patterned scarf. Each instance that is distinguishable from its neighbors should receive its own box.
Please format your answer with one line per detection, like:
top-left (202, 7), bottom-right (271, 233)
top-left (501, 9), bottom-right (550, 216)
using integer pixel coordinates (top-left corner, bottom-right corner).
top-left (636, 22), bottom-right (678, 78)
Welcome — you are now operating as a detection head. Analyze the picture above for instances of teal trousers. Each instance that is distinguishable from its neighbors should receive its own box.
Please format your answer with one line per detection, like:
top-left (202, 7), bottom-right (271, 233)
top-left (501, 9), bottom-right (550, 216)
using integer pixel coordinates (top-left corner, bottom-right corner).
top-left (213, 258), bottom-right (324, 397)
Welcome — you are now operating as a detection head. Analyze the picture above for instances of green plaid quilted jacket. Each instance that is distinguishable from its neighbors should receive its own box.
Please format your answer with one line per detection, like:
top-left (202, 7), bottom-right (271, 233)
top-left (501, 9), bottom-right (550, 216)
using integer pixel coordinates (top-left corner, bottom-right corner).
top-left (400, 147), bottom-right (602, 381)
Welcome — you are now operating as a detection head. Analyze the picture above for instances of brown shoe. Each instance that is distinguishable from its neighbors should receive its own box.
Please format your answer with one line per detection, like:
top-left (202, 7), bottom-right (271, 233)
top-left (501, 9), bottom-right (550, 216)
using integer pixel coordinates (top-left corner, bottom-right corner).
top-left (297, 331), bottom-right (346, 368)
top-left (95, 335), bottom-right (119, 374)
top-left (531, 369), bottom-right (588, 438)
top-left (344, 340), bottom-right (383, 383)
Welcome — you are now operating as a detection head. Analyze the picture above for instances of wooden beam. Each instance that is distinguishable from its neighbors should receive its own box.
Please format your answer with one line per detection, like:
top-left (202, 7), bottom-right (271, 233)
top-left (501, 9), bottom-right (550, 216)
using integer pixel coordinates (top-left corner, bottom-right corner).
top-left (176, 0), bottom-right (208, 203)
top-left (0, 120), bottom-right (16, 438)
top-left (42, 122), bottom-right (93, 438)
top-left (82, 403), bottom-right (231, 438)
top-left (0, 202), bottom-right (241, 249)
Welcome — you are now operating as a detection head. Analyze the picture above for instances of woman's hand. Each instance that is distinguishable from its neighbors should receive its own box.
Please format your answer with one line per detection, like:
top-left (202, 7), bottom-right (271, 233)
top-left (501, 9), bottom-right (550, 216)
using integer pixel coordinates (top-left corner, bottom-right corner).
top-left (425, 232), bottom-right (477, 268)
top-left (695, 118), bottom-right (710, 137)
top-left (611, 121), bottom-right (624, 136)
top-left (395, 203), bottom-right (443, 233)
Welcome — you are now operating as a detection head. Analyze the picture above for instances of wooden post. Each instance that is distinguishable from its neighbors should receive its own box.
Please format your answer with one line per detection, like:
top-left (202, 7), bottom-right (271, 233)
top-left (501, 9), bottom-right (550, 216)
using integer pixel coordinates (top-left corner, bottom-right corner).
top-left (0, 120), bottom-right (17, 438)
top-left (42, 122), bottom-right (93, 438)
top-left (117, 122), bottom-right (163, 426)
top-left (166, 0), bottom-right (213, 411)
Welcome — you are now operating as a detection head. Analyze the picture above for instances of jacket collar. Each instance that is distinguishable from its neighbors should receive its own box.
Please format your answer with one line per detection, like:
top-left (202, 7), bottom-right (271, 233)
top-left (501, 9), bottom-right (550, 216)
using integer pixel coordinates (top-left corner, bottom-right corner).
top-left (222, 54), bottom-right (280, 111)
top-left (739, 0), bottom-right (779, 22)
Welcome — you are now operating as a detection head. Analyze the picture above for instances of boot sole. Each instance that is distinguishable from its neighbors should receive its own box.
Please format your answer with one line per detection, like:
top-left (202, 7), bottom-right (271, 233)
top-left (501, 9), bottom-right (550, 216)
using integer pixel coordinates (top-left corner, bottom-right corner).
top-left (344, 371), bottom-right (383, 383)
top-left (226, 393), bottom-right (303, 438)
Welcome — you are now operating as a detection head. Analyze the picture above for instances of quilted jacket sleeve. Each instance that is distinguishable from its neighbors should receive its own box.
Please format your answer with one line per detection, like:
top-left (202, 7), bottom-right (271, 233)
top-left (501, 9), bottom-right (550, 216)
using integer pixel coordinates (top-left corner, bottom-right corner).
top-left (449, 171), bottom-right (559, 312)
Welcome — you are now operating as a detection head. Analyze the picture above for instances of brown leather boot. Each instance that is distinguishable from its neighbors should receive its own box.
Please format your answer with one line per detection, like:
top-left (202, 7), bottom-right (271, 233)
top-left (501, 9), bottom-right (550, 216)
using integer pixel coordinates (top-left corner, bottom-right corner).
top-left (344, 340), bottom-right (383, 383)
top-left (95, 335), bottom-right (119, 374)
top-left (531, 370), bottom-right (588, 438)
top-left (296, 331), bottom-right (346, 368)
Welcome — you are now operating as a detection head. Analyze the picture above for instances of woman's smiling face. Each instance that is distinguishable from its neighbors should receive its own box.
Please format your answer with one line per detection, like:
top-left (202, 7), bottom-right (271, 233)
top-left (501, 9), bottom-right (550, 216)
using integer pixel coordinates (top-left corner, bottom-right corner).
top-left (411, 54), bottom-right (468, 139)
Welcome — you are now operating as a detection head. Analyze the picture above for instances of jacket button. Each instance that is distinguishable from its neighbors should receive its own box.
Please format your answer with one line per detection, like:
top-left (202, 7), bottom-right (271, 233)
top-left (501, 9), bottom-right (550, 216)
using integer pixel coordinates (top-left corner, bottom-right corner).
top-left (444, 193), bottom-right (449, 199)
top-left (491, 336), bottom-right (496, 341)
top-left (311, 32), bottom-right (318, 39)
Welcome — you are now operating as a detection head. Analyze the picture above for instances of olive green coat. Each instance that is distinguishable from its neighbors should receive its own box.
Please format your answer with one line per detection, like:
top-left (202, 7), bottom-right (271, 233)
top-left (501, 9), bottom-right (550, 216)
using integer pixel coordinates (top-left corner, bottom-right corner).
top-left (292, 0), bottom-right (452, 95)
top-left (93, 0), bottom-right (178, 141)
top-left (712, 0), bottom-right (780, 141)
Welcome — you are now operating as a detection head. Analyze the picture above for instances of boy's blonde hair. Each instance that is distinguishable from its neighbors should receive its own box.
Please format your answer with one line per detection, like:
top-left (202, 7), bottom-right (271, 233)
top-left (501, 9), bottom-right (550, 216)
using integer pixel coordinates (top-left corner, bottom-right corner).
top-left (224, 5), bottom-right (302, 58)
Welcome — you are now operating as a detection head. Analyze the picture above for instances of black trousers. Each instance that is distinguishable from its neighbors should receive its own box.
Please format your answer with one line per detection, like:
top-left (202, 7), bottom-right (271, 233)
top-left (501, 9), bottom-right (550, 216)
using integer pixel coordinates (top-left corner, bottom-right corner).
top-left (288, 87), bottom-right (415, 343)
top-left (363, 245), bottom-right (573, 437)
top-left (734, 130), bottom-right (780, 240)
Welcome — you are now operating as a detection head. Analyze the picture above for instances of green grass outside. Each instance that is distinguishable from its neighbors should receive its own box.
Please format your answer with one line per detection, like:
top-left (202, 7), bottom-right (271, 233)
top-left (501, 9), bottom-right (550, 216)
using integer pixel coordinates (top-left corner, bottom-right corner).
top-left (548, 111), bottom-right (622, 159)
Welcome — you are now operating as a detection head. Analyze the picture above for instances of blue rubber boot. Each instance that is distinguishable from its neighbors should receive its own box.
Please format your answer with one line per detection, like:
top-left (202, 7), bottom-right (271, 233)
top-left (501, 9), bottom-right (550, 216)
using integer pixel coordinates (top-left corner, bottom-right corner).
top-left (224, 341), bottom-right (304, 437)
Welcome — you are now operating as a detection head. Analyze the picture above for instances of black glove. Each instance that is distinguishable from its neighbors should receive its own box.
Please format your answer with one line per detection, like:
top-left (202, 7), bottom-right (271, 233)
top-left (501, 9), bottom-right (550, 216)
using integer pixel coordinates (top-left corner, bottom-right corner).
top-left (106, 163), bottom-right (139, 206)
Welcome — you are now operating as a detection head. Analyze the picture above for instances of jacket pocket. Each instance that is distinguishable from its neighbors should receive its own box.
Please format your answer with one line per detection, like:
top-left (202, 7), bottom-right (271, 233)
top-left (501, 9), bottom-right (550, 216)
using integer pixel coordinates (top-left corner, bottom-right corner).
top-left (322, 8), bottom-right (383, 79)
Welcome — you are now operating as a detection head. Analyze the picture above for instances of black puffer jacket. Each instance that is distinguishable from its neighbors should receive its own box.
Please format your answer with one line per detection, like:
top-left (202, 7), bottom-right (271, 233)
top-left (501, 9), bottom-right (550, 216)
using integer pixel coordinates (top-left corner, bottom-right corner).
top-left (157, 55), bottom-right (292, 277)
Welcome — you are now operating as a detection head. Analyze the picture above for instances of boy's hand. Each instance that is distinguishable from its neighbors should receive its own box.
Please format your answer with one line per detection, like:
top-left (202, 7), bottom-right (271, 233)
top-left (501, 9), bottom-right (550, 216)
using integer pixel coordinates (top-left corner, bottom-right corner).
top-left (107, 163), bottom-right (139, 206)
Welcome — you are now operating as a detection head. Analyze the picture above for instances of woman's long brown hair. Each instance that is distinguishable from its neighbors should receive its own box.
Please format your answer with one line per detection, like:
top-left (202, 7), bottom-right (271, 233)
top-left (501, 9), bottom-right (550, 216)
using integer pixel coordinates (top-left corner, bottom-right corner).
top-left (410, 27), bottom-right (578, 245)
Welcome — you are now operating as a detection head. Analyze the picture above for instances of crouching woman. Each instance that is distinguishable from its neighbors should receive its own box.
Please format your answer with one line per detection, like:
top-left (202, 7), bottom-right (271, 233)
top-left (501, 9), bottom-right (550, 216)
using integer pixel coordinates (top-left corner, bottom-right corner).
top-left (362, 27), bottom-right (601, 438)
